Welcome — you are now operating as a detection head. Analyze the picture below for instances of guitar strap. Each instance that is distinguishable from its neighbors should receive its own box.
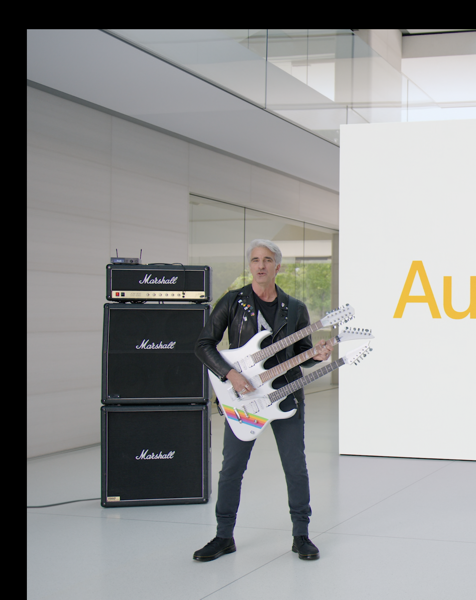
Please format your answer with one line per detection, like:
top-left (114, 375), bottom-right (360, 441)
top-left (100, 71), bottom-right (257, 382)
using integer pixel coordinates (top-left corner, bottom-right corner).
top-left (227, 289), bottom-right (242, 331)
top-left (286, 294), bottom-right (298, 346)
top-left (285, 294), bottom-right (303, 418)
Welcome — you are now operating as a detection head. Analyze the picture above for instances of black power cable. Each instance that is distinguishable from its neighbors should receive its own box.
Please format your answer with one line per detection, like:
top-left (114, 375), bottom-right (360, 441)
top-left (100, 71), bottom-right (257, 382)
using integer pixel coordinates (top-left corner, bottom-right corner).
top-left (27, 498), bottom-right (100, 508)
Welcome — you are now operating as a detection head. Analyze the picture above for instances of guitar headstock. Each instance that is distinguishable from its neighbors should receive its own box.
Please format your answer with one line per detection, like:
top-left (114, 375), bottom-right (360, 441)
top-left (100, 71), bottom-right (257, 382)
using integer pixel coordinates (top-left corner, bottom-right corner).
top-left (336, 327), bottom-right (374, 343)
top-left (343, 342), bottom-right (373, 366)
top-left (320, 304), bottom-right (355, 328)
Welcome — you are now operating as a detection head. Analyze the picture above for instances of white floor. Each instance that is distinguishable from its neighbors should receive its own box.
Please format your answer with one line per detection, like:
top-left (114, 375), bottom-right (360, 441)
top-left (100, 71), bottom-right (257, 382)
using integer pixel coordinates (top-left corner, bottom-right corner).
top-left (27, 387), bottom-right (476, 600)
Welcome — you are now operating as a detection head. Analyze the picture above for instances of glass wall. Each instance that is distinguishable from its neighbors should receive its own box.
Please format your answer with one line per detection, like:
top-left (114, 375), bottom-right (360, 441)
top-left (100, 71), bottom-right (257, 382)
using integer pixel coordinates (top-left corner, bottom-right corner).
top-left (108, 29), bottom-right (456, 147)
top-left (189, 195), bottom-right (337, 381)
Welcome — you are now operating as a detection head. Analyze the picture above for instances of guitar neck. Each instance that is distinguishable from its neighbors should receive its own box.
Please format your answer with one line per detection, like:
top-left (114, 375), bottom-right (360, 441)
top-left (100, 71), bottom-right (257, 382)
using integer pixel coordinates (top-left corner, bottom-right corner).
top-left (268, 357), bottom-right (345, 404)
top-left (258, 337), bottom-right (337, 384)
top-left (250, 320), bottom-right (325, 365)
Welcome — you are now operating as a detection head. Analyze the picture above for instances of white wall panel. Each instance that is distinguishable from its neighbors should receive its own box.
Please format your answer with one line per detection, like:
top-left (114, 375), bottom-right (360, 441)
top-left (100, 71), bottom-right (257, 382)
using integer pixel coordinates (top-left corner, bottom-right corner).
top-left (300, 182), bottom-right (339, 229)
top-left (339, 119), bottom-right (476, 460)
top-left (27, 389), bottom-right (100, 457)
top-left (27, 331), bottom-right (102, 396)
top-left (27, 146), bottom-right (111, 219)
top-left (27, 271), bottom-right (104, 333)
top-left (27, 86), bottom-right (336, 456)
top-left (111, 117), bottom-right (189, 185)
top-left (250, 166), bottom-right (300, 215)
top-left (27, 208), bottom-right (110, 276)
top-left (188, 144), bottom-right (252, 206)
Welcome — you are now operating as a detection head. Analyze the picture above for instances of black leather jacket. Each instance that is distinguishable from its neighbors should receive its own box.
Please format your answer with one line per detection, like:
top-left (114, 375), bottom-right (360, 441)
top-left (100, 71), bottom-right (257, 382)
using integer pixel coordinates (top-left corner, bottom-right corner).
top-left (195, 284), bottom-right (316, 403)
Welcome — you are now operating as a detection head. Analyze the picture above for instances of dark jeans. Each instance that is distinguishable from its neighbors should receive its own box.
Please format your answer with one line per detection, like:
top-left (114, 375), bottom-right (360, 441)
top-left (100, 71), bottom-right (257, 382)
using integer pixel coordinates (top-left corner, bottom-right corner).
top-left (215, 396), bottom-right (312, 538)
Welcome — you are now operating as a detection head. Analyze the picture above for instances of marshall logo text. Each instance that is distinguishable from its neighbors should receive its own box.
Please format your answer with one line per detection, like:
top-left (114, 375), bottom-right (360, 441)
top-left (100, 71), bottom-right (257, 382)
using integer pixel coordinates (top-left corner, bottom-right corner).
top-left (135, 450), bottom-right (176, 460)
top-left (138, 274), bottom-right (179, 285)
top-left (135, 340), bottom-right (176, 350)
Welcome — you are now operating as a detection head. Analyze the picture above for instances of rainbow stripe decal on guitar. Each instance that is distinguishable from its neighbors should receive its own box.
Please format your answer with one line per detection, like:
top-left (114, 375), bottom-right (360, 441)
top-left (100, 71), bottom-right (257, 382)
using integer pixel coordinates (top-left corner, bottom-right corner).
top-left (222, 405), bottom-right (268, 429)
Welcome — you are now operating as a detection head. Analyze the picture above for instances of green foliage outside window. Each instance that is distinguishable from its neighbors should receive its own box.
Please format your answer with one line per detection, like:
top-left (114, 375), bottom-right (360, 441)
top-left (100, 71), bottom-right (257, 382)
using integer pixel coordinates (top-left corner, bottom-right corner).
top-left (216, 262), bottom-right (332, 324)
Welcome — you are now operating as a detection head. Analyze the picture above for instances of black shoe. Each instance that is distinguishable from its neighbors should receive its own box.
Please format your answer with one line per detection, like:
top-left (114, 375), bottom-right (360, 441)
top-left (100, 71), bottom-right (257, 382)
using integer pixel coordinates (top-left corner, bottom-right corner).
top-left (193, 537), bottom-right (236, 562)
top-left (292, 536), bottom-right (320, 560)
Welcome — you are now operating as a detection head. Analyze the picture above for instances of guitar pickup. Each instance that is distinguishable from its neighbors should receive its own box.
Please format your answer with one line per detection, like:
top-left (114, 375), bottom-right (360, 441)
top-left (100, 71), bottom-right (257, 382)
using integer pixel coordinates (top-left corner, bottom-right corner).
top-left (248, 375), bottom-right (261, 389)
top-left (249, 401), bottom-right (259, 413)
top-left (232, 361), bottom-right (242, 373)
top-left (234, 355), bottom-right (255, 373)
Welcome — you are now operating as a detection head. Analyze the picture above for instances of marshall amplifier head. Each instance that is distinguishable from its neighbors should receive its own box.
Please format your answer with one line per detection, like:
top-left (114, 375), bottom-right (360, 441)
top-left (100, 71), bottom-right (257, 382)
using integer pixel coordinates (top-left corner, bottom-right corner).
top-left (106, 264), bottom-right (211, 302)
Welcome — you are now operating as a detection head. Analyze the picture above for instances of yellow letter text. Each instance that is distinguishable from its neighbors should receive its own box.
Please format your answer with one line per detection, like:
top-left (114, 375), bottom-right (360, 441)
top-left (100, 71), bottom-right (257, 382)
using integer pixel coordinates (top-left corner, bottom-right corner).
top-left (394, 261), bottom-right (441, 318)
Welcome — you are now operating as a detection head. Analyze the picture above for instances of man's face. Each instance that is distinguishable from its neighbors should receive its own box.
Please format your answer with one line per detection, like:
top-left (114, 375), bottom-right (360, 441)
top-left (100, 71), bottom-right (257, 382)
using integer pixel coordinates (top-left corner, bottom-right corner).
top-left (249, 246), bottom-right (280, 287)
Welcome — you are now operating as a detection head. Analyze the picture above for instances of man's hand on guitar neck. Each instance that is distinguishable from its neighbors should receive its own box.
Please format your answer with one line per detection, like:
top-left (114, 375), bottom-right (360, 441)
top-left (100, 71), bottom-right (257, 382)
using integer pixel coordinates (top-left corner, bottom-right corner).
top-left (312, 339), bottom-right (333, 362)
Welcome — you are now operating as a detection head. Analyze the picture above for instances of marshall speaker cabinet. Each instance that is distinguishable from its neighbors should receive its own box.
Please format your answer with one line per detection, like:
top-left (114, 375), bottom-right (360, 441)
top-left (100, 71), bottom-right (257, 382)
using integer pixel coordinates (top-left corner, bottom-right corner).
top-left (101, 404), bottom-right (211, 506)
top-left (102, 303), bottom-right (210, 404)
top-left (106, 264), bottom-right (211, 303)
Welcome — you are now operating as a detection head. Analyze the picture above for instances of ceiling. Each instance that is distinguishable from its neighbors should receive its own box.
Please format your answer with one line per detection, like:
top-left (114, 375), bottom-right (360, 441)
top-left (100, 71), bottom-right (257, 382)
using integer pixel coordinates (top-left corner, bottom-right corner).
top-left (26, 29), bottom-right (475, 194)
top-left (27, 29), bottom-right (340, 191)
top-left (400, 29), bottom-right (476, 112)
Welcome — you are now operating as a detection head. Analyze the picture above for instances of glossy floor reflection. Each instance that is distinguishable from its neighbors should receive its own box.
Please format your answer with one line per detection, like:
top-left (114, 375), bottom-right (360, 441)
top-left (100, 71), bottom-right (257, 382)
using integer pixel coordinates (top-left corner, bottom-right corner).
top-left (27, 388), bottom-right (476, 600)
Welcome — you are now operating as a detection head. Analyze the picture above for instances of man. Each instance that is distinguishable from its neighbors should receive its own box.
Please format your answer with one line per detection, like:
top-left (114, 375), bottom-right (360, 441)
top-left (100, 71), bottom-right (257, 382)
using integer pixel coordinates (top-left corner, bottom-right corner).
top-left (193, 239), bottom-right (332, 562)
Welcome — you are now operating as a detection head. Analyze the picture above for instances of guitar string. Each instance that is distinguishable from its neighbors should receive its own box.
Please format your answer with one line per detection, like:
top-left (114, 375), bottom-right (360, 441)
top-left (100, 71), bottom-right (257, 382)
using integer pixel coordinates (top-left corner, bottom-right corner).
top-left (251, 320), bottom-right (323, 362)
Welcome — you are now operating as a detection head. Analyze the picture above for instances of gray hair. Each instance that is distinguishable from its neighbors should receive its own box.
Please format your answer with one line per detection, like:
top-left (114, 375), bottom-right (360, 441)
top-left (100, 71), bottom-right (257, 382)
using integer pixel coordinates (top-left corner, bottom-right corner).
top-left (246, 239), bottom-right (282, 265)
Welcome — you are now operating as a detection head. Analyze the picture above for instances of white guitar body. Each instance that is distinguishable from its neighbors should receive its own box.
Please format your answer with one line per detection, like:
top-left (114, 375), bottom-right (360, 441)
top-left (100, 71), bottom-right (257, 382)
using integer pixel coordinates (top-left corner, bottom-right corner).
top-left (211, 342), bottom-right (373, 442)
top-left (216, 330), bottom-right (274, 385)
top-left (209, 370), bottom-right (292, 440)
top-left (208, 330), bottom-right (292, 440)
top-left (207, 310), bottom-right (373, 442)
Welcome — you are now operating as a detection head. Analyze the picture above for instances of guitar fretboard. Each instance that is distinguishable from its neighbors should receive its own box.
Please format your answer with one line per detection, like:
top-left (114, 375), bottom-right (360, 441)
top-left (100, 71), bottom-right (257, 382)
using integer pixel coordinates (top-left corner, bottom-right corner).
top-left (259, 336), bottom-right (336, 383)
top-left (250, 320), bottom-right (324, 364)
top-left (268, 357), bottom-right (345, 404)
